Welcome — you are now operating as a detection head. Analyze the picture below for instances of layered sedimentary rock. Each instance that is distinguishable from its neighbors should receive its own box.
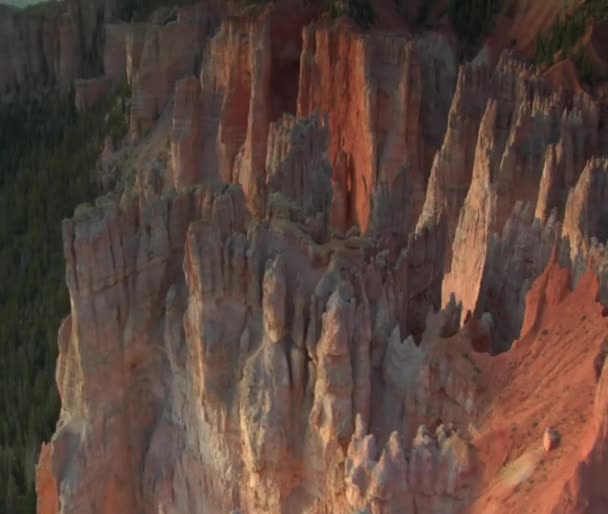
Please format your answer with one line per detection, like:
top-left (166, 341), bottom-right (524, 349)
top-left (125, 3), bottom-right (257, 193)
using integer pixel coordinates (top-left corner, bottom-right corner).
top-left (561, 158), bottom-right (608, 305)
top-left (424, 51), bottom-right (596, 265)
top-left (171, 76), bottom-right (203, 188)
top-left (265, 112), bottom-right (333, 220)
top-left (298, 20), bottom-right (457, 234)
top-left (168, 7), bottom-right (457, 228)
top-left (440, 51), bottom-right (601, 346)
top-left (36, 3), bottom-right (608, 514)
top-left (37, 96), bottom-right (460, 512)
top-left (36, 185), bottom-right (246, 514)
top-left (40, 171), bottom-right (608, 513)
top-left (39, 211), bottom-right (456, 514)
top-left (477, 202), bottom-right (561, 348)
top-left (197, 5), bottom-right (317, 206)
top-left (128, 2), bottom-right (229, 140)
top-left (129, 15), bottom-right (199, 140)
top-left (562, 158), bottom-right (608, 263)
top-left (441, 100), bottom-right (499, 329)
top-left (0, 1), bottom-right (228, 115)
top-left (417, 63), bottom-right (490, 267)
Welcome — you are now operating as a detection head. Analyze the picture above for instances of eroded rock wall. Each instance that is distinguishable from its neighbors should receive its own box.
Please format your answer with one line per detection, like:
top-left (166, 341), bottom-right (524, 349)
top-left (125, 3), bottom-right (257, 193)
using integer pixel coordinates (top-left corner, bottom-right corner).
top-left (439, 51), bottom-right (602, 348)
top-left (297, 20), bottom-right (457, 234)
top-left (37, 96), bottom-right (464, 512)
top-left (36, 4), bottom-right (608, 514)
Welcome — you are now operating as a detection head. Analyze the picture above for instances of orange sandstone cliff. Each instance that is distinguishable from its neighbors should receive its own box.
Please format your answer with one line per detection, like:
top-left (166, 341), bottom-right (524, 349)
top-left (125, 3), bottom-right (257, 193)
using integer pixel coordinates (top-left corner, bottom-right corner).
top-left (34, 1), bottom-right (608, 513)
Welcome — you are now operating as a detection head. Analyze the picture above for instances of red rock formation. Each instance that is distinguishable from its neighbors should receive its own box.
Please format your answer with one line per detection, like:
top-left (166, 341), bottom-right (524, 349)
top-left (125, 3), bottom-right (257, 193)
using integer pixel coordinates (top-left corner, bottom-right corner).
top-left (265, 112), bottom-right (333, 219)
top-left (442, 99), bottom-right (499, 326)
top-left (468, 253), bottom-right (608, 514)
top-left (171, 76), bottom-right (203, 188)
top-left (129, 2), bottom-right (229, 141)
top-left (36, 443), bottom-right (58, 514)
top-left (198, 5), bottom-right (317, 206)
top-left (163, 4), bottom-right (458, 224)
top-left (562, 158), bottom-right (608, 261)
top-left (298, 19), bottom-right (457, 234)
top-left (417, 62), bottom-right (491, 267)
top-left (558, 157), bottom-right (608, 309)
top-left (36, 101), bottom-right (458, 513)
top-left (34, 4), bottom-right (608, 514)
top-left (440, 51), bottom-right (600, 344)
top-left (129, 18), bottom-right (198, 140)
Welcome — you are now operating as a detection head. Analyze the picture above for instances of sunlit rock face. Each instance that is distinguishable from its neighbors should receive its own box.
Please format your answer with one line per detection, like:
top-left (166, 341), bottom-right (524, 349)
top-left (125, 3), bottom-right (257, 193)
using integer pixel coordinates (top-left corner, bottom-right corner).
top-left (440, 51), bottom-right (601, 349)
top-left (35, 2), bottom-right (608, 514)
top-left (297, 20), bottom-right (457, 235)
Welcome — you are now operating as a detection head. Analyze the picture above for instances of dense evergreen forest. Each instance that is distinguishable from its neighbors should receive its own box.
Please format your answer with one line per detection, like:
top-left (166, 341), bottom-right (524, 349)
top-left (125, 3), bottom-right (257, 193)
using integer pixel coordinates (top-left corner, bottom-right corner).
top-left (0, 87), bottom-right (128, 514)
top-left (20, 0), bottom-right (196, 22)
top-left (535, 0), bottom-right (608, 84)
top-left (119, 0), bottom-right (197, 21)
top-left (447, 0), bottom-right (500, 56)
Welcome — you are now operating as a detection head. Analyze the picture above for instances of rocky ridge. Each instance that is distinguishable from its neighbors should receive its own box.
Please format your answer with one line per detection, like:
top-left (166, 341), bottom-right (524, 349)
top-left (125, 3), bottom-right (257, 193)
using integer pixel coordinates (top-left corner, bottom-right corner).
top-left (35, 2), bottom-right (608, 513)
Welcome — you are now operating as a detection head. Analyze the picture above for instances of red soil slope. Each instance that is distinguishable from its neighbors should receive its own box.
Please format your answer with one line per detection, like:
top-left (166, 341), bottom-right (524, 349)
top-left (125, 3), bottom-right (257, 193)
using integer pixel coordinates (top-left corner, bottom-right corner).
top-left (491, 0), bottom-right (585, 57)
top-left (466, 250), bottom-right (608, 513)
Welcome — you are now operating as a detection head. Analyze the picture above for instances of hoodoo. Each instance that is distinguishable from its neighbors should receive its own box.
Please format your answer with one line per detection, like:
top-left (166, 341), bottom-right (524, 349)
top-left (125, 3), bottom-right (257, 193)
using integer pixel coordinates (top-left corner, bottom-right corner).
top-left (2, 1), bottom-right (608, 513)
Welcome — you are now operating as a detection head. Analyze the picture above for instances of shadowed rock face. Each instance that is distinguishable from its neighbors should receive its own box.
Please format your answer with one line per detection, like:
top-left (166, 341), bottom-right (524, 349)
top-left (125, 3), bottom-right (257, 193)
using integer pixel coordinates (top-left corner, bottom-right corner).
top-left (128, 4), bottom-right (226, 141)
top-left (0, 0), bottom-right (225, 108)
top-left (0, 0), bottom-right (121, 95)
top-left (34, 2), bottom-right (608, 514)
